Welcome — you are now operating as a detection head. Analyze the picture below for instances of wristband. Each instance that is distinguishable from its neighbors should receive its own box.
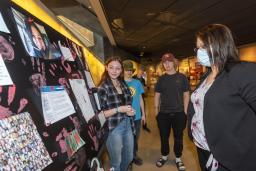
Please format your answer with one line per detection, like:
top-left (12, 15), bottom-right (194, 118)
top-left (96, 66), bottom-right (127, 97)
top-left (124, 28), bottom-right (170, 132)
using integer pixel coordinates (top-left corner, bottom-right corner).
top-left (115, 107), bottom-right (119, 113)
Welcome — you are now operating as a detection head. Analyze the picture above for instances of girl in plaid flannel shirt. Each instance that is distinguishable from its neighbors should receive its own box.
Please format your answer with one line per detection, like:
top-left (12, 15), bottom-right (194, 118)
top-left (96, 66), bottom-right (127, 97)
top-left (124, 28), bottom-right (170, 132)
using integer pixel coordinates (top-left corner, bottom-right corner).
top-left (98, 57), bottom-right (135, 171)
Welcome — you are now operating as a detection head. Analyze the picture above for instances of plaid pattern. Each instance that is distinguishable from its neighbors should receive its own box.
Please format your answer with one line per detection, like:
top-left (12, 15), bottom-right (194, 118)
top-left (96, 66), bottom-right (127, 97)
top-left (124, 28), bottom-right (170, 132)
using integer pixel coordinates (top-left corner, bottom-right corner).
top-left (98, 78), bottom-right (135, 133)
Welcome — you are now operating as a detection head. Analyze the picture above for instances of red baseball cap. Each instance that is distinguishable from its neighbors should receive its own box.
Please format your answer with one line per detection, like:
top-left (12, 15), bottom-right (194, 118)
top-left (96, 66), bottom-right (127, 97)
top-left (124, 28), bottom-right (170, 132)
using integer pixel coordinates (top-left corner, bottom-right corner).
top-left (161, 53), bottom-right (176, 63)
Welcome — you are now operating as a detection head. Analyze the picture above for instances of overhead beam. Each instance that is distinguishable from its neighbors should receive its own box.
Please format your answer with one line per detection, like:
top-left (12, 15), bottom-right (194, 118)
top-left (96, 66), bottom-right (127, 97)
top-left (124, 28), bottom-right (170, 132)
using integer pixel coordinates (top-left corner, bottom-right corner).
top-left (88, 0), bottom-right (116, 46)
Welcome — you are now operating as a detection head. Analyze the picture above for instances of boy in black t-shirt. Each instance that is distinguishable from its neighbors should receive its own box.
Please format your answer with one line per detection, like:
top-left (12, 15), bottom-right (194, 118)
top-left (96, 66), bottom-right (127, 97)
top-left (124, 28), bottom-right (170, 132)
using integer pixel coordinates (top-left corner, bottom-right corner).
top-left (154, 53), bottom-right (190, 171)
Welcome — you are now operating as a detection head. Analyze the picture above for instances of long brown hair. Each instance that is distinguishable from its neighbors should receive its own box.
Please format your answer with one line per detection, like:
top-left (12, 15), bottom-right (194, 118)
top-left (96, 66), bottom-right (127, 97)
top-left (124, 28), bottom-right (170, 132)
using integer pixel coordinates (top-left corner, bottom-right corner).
top-left (196, 24), bottom-right (239, 72)
top-left (98, 56), bottom-right (124, 86)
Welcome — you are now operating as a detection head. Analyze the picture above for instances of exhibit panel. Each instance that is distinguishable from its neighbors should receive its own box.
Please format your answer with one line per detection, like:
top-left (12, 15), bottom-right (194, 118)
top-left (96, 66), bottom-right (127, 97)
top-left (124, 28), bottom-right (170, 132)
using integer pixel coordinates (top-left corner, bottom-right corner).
top-left (0, 1), bottom-right (107, 170)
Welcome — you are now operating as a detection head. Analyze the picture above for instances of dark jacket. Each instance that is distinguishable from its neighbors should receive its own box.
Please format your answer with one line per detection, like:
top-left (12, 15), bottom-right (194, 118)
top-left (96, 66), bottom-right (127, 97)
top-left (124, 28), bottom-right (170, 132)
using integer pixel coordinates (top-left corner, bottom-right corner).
top-left (188, 62), bottom-right (256, 171)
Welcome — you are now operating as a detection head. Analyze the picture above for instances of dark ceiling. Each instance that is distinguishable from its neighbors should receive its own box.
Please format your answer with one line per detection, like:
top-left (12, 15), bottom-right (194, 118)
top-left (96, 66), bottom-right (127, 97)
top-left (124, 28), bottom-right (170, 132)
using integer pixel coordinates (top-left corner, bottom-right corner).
top-left (41, 0), bottom-right (256, 59)
top-left (101, 0), bottom-right (256, 58)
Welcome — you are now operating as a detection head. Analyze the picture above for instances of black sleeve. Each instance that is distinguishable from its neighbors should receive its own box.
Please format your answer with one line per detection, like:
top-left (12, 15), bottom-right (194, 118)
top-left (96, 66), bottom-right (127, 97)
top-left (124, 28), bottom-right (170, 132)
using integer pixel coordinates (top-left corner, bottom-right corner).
top-left (182, 74), bottom-right (190, 92)
top-left (236, 62), bottom-right (256, 113)
top-left (155, 76), bottom-right (162, 93)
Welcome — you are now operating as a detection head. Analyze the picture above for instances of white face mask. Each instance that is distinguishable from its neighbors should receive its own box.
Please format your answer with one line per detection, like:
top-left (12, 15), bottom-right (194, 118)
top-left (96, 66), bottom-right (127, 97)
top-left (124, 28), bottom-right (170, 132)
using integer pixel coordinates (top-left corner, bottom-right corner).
top-left (196, 48), bottom-right (211, 67)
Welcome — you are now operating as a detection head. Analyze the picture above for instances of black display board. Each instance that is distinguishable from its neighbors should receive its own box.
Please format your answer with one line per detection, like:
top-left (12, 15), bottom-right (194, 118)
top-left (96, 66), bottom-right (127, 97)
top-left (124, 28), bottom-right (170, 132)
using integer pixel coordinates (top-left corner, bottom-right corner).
top-left (0, 1), bottom-right (108, 170)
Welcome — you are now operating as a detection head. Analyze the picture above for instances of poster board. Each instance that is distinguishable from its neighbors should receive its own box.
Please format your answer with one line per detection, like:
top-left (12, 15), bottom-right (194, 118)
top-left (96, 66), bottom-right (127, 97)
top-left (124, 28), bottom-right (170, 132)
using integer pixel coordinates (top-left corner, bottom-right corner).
top-left (0, 2), bottom-right (108, 170)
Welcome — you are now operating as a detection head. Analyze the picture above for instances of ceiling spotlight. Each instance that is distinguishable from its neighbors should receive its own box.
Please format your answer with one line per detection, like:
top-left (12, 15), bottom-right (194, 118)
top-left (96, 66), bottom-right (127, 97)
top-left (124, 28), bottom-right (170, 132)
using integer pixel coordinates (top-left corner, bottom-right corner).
top-left (142, 46), bottom-right (146, 49)
top-left (112, 18), bottom-right (124, 29)
top-left (146, 12), bottom-right (156, 16)
top-left (140, 52), bottom-right (144, 57)
top-left (159, 11), bottom-right (170, 14)
top-left (171, 38), bottom-right (180, 42)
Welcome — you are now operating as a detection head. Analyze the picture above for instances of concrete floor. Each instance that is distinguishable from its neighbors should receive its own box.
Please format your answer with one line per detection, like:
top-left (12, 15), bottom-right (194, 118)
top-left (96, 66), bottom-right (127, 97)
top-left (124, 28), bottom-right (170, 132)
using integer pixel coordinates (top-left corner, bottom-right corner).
top-left (102, 91), bottom-right (200, 171)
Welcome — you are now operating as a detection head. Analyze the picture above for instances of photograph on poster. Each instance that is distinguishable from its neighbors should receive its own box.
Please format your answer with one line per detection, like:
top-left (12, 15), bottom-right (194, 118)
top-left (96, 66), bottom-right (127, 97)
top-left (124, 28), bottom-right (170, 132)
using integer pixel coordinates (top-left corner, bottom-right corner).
top-left (0, 33), bottom-right (15, 62)
top-left (58, 38), bottom-right (85, 62)
top-left (69, 79), bottom-right (95, 122)
top-left (29, 72), bottom-right (46, 96)
top-left (12, 8), bottom-right (62, 59)
top-left (0, 112), bottom-right (52, 170)
top-left (65, 129), bottom-right (85, 158)
top-left (0, 84), bottom-right (28, 119)
top-left (41, 86), bottom-right (75, 124)
top-left (77, 46), bottom-right (90, 71)
top-left (72, 42), bottom-right (83, 58)
top-left (0, 54), bottom-right (13, 86)
top-left (58, 38), bottom-right (90, 73)
top-left (0, 12), bottom-right (10, 33)
top-left (58, 41), bottom-right (74, 61)
top-left (64, 38), bottom-right (84, 61)
top-left (73, 46), bottom-right (89, 71)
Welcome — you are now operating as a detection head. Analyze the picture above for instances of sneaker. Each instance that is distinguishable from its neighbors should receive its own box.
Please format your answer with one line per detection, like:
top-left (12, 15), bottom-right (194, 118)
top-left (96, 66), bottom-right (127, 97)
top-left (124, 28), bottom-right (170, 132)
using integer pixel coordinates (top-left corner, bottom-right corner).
top-left (156, 157), bottom-right (168, 167)
top-left (175, 160), bottom-right (186, 171)
top-left (133, 156), bottom-right (143, 166)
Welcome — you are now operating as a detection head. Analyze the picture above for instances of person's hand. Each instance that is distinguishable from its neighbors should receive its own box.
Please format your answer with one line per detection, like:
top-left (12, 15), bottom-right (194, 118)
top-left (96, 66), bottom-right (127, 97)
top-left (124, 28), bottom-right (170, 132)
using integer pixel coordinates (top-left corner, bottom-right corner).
top-left (118, 105), bottom-right (132, 113)
top-left (118, 105), bottom-right (135, 116)
top-left (126, 108), bottom-right (135, 116)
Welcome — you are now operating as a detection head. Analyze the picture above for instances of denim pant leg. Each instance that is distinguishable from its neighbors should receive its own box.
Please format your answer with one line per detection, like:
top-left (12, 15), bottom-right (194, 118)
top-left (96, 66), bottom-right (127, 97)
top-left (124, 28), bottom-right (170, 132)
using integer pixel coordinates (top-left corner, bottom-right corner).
top-left (120, 117), bottom-right (134, 171)
top-left (106, 117), bottom-right (134, 171)
top-left (134, 119), bottom-right (141, 157)
top-left (106, 125), bottom-right (123, 171)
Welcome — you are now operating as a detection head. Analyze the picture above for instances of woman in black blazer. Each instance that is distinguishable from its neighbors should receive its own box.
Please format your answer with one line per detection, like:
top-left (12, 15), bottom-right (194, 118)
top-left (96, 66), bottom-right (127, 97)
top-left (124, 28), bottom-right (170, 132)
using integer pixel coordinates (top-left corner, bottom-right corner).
top-left (188, 24), bottom-right (256, 171)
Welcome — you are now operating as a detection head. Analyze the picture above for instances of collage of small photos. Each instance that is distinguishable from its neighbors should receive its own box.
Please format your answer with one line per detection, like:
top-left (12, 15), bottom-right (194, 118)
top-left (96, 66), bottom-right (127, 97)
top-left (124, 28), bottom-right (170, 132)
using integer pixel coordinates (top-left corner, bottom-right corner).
top-left (0, 2), bottom-right (108, 170)
top-left (0, 112), bottom-right (52, 170)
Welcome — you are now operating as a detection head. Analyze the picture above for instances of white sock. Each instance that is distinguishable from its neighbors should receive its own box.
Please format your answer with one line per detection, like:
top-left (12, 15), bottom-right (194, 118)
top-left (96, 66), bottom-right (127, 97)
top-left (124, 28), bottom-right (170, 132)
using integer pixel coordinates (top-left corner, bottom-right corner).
top-left (176, 157), bottom-right (181, 163)
top-left (162, 155), bottom-right (168, 160)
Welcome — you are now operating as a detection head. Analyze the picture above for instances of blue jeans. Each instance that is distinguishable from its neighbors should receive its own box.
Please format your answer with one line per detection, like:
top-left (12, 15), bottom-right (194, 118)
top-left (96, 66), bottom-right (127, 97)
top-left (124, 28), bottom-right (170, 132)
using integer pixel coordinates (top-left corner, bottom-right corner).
top-left (106, 116), bottom-right (134, 171)
top-left (134, 119), bottom-right (141, 157)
